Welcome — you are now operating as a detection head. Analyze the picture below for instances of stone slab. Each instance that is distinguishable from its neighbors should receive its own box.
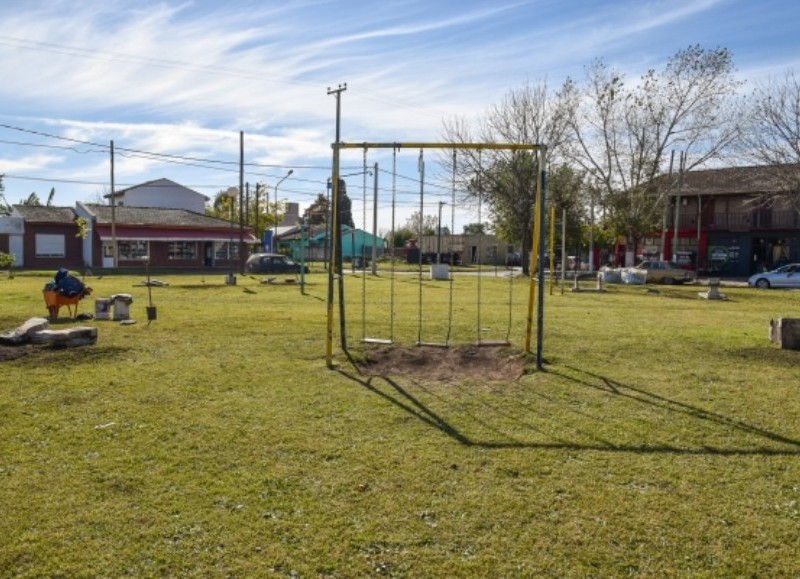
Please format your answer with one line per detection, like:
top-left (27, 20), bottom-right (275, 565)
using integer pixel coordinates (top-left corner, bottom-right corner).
top-left (0, 317), bottom-right (50, 345)
top-left (29, 326), bottom-right (98, 347)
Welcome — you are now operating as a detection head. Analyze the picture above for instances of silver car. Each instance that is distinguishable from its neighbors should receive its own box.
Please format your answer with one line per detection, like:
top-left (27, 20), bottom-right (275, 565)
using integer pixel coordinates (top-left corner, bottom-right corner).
top-left (627, 260), bottom-right (695, 284)
top-left (748, 263), bottom-right (800, 289)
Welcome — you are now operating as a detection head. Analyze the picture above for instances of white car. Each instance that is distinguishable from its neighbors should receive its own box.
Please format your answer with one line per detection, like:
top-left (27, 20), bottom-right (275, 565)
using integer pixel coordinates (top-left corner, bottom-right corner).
top-left (748, 263), bottom-right (800, 289)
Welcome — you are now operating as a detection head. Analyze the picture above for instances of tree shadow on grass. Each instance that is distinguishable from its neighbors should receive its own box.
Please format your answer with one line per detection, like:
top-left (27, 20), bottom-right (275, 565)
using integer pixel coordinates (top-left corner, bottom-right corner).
top-left (555, 365), bottom-right (800, 453)
top-left (732, 347), bottom-right (800, 369)
top-left (336, 365), bottom-right (800, 456)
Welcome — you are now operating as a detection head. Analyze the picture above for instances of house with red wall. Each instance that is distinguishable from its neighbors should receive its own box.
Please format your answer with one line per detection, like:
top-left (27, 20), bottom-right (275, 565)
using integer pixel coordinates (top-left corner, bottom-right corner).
top-left (1, 206), bottom-right (85, 270)
top-left (660, 165), bottom-right (799, 277)
top-left (77, 203), bottom-right (256, 269)
top-left (0, 178), bottom-right (256, 270)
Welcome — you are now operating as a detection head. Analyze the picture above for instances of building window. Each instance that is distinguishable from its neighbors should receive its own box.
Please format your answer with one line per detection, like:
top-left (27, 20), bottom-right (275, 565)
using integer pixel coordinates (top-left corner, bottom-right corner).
top-left (641, 237), bottom-right (661, 260)
top-left (214, 241), bottom-right (239, 260)
top-left (168, 241), bottom-right (197, 260)
top-left (674, 237), bottom-right (698, 266)
top-left (35, 234), bottom-right (65, 257)
top-left (118, 240), bottom-right (149, 260)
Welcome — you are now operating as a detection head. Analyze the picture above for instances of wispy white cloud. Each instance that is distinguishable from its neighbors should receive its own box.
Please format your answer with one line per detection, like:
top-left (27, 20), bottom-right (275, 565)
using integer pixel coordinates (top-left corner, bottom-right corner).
top-left (0, 152), bottom-right (65, 174)
top-left (2, 0), bottom-right (800, 211)
top-left (308, 3), bottom-right (524, 49)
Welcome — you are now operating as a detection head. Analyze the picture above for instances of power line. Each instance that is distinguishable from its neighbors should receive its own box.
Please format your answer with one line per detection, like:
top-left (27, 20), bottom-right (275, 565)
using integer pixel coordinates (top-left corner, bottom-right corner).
top-left (1, 124), bottom-right (460, 194)
top-left (0, 138), bottom-right (105, 154)
top-left (0, 34), bottom-right (455, 121)
top-left (2, 124), bottom-right (477, 209)
top-left (0, 34), bottom-right (322, 90)
top-left (0, 123), bottom-right (345, 175)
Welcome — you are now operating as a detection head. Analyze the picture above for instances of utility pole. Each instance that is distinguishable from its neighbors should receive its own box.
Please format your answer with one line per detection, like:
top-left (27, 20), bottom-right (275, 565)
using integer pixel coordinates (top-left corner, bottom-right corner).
top-left (274, 170), bottom-right (294, 254)
top-left (245, 181), bottom-right (250, 248)
top-left (325, 178), bottom-right (331, 269)
top-left (672, 151), bottom-right (686, 263)
top-left (239, 131), bottom-right (245, 274)
top-left (109, 140), bottom-right (118, 268)
top-left (661, 151), bottom-right (675, 261)
top-left (254, 182), bottom-right (260, 248)
top-left (245, 182), bottom-right (250, 223)
top-left (371, 162), bottom-right (379, 275)
top-left (437, 200), bottom-right (446, 264)
top-left (266, 182), bottom-right (272, 251)
top-left (327, 83), bottom-right (347, 366)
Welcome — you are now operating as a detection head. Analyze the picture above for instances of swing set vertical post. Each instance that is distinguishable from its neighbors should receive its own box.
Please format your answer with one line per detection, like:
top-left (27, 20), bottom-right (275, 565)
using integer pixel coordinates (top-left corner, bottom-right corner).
top-left (326, 149), bottom-right (341, 367)
top-left (536, 150), bottom-right (548, 369)
top-left (550, 205), bottom-right (556, 296)
top-left (371, 162), bottom-right (379, 275)
top-left (525, 146), bottom-right (547, 370)
top-left (327, 84), bottom-right (346, 368)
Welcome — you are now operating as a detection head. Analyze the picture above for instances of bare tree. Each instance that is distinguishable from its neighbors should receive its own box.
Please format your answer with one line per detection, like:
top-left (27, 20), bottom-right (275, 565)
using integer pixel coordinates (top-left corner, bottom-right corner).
top-left (562, 45), bottom-right (743, 264)
top-left (743, 69), bottom-right (800, 213)
top-left (441, 79), bottom-right (572, 273)
top-left (404, 210), bottom-right (439, 236)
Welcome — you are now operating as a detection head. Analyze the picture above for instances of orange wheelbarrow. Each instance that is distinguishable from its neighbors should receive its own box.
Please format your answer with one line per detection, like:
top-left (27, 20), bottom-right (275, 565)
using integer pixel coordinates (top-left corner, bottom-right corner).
top-left (43, 290), bottom-right (82, 320)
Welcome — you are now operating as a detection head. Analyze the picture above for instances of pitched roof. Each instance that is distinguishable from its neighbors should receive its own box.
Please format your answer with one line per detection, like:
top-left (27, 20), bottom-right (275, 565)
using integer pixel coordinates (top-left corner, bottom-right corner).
top-left (679, 165), bottom-right (794, 196)
top-left (80, 203), bottom-right (235, 230)
top-left (105, 177), bottom-right (209, 200)
top-left (12, 205), bottom-right (77, 223)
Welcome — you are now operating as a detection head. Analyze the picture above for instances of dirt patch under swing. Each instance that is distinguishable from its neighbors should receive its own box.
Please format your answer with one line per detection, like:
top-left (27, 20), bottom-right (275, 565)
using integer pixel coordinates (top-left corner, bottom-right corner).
top-left (354, 344), bottom-right (527, 382)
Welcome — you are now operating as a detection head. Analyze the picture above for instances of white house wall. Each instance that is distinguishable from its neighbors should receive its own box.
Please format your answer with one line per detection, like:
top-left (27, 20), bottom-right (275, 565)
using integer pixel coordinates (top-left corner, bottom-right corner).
top-left (8, 235), bottom-right (23, 266)
top-left (118, 179), bottom-right (206, 213)
top-left (0, 215), bottom-right (25, 266)
top-left (74, 204), bottom-right (95, 267)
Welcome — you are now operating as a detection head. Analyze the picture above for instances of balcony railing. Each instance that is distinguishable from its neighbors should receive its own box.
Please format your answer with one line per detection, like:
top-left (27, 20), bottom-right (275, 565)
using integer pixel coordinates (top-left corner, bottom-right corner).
top-left (709, 210), bottom-right (798, 231)
top-left (666, 214), bottom-right (698, 229)
top-left (772, 210), bottom-right (798, 229)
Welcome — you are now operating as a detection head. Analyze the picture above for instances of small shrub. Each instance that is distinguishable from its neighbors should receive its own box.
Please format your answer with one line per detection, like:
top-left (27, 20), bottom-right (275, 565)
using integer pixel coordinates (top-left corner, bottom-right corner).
top-left (0, 252), bottom-right (14, 278)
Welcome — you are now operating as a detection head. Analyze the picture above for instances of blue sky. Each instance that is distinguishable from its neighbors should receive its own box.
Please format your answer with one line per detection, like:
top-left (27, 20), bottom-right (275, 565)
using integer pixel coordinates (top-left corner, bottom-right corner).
top-left (1, 0), bottom-right (799, 230)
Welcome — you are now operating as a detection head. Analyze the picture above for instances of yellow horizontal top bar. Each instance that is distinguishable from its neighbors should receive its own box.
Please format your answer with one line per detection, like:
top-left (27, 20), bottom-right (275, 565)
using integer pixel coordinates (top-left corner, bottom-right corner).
top-left (334, 142), bottom-right (544, 151)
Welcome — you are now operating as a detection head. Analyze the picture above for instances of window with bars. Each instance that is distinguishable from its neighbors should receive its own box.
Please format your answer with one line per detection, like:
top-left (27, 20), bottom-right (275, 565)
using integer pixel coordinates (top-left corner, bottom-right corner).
top-left (168, 241), bottom-right (197, 260)
top-left (674, 237), bottom-right (697, 266)
top-left (213, 241), bottom-right (239, 260)
top-left (118, 240), bottom-right (149, 260)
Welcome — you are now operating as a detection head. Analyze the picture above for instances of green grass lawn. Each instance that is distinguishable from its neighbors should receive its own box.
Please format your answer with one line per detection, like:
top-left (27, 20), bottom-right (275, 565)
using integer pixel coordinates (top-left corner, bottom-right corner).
top-left (1, 269), bottom-right (799, 576)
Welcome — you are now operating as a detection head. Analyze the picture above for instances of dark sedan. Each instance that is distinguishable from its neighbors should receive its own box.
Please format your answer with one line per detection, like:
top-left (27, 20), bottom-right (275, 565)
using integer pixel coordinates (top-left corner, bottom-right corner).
top-left (245, 253), bottom-right (309, 274)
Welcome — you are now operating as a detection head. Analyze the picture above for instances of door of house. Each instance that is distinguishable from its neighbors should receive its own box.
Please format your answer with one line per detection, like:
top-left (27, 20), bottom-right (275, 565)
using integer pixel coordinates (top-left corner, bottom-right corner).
top-left (102, 241), bottom-right (114, 268)
top-left (204, 242), bottom-right (214, 267)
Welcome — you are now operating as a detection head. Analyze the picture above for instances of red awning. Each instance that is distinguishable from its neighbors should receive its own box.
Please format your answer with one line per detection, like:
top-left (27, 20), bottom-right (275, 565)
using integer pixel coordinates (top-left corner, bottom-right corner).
top-left (95, 225), bottom-right (257, 243)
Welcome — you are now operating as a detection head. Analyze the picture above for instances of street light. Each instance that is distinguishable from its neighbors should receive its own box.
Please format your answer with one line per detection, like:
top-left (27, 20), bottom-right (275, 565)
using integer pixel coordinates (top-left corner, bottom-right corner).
top-left (298, 217), bottom-right (308, 295)
top-left (254, 181), bottom-right (265, 249)
top-left (273, 170), bottom-right (294, 253)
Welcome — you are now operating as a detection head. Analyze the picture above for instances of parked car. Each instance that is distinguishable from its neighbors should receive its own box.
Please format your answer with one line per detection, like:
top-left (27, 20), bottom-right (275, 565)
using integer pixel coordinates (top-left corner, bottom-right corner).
top-left (245, 253), bottom-right (309, 274)
top-left (627, 260), bottom-right (696, 284)
top-left (748, 263), bottom-right (800, 289)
